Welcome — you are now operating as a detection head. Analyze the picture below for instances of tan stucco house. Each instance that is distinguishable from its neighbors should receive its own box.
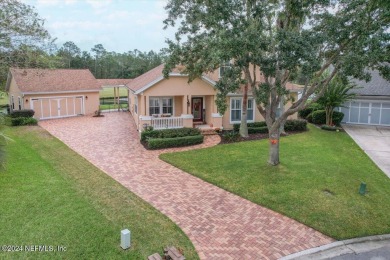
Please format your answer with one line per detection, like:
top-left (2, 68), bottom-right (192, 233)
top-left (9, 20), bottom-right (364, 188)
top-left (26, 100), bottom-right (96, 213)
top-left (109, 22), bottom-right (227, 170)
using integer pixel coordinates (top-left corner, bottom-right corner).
top-left (6, 68), bottom-right (101, 120)
top-left (127, 64), bottom-right (302, 131)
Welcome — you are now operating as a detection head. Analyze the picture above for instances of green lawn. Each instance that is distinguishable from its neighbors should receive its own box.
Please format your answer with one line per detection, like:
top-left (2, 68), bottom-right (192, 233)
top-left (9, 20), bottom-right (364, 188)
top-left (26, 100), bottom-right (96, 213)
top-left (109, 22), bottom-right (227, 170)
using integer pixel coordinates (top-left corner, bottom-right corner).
top-left (161, 125), bottom-right (390, 240)
top-left (0, 126), bottom-right (198, 259)
top-left (0, 93), bottom-right (8, 106)
top-left (100, 87), bottom-right (128, 98)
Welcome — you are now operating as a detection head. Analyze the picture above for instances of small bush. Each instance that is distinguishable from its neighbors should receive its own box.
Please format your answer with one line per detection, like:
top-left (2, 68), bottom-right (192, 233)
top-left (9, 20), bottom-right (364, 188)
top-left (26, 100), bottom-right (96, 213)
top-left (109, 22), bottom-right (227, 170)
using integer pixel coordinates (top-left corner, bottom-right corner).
top-left (233, 124), bottom-right (240, 132)
top-left (10, 109), bottom-right (35, 118)
top-left (141, 127), bottom-right (201, 142)
top-left (248, 126), bottom-right (268, 134)
top-left (11, 117), bottom-right (38, 126)
top-left (311, 110), bottom-right (344, 126)
top-left (332, 111), bottom-right (344, 126)
top-left (298, 102), bottom-right (323, 119)
top-left (311, 110), bottom-right (326, 125)
top-left (306, 113), bottom-right (314, 123)
top-left (284, 119), bottom-right (307, 131)
top-left (147, 135), bottom-right (204, 149)
top-left (222, 131), bottom-right (240, 142)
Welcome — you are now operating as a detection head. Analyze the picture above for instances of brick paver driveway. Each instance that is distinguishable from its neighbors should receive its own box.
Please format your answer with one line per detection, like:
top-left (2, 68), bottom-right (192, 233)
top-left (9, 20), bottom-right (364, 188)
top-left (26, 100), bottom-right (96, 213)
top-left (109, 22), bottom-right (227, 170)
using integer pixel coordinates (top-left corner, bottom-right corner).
top-left (40, 112), bottom-right (333, 259)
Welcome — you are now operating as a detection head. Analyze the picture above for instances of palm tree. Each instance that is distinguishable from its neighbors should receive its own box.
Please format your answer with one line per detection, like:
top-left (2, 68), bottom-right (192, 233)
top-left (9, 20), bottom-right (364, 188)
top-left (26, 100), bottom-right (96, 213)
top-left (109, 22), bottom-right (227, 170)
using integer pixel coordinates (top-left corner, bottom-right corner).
top-left (317, 76), bottom-right (356, 126)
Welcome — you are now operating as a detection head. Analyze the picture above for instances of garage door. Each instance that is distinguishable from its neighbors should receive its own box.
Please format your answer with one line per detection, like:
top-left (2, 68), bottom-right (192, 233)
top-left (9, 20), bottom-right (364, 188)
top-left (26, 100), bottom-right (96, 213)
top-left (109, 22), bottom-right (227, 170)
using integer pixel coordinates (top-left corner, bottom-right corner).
top-left (31, 96), bottom-right (84, 120)
top-left (339, 101), bottom-right (390, 126)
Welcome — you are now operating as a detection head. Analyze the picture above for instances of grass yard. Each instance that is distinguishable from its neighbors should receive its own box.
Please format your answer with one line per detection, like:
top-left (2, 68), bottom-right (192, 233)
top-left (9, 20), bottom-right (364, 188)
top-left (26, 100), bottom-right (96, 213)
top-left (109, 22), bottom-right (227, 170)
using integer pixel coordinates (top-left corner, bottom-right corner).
top-left (0, 126), bottom-right (198, 259)
top-left (100, 103), bottom-right (129, 111)
top-left (0, 93), bottom-right (8, 106)
top-left (100, 87), bottom-right (128, 98)
top-left (161, 125), bottom-right (390, 240)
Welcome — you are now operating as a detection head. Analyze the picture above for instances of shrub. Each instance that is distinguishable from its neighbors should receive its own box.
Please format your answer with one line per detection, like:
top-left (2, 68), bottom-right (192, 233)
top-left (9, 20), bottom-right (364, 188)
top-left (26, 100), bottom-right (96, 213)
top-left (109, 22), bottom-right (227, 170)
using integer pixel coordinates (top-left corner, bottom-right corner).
top-left (311, 110), bottom-right (326, 125)
top-left (284, 119), bottom-right (307, 131)
top-left (248, 126), bottom-right (268, 134)
top-left (306, 113), bottom-right (314, 123)
top-left (233, 120), bottom-right (306, 134)
top-left (10, 109), bottom-right (35, 118)
top-left (141, 127), bottom-right (201, 142)
top-left (332, 111), bottom-right (344, 126)
top-left (233, 121), bottom-right (267, 131)
top-left (222, 131), bottom-right (240, 142)
top-left (11, 117), bottom-right (38, 126)
top-left (298, 102), bottom-right (323, 119)
top-left (311, 110), bottom-right (344, 126)
top-left (147, 135), bottom-right (204, 149)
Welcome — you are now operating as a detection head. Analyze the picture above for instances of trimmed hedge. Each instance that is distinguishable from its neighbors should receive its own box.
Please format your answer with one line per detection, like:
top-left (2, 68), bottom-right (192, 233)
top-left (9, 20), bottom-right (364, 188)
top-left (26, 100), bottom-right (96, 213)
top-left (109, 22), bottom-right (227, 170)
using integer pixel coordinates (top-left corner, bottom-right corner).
top-left (147, 135), bottom-right (204, 149)
top-left (248, 126), bottom-right (269, 134)
top-left (311, 110), bottom-right (344, 126)
top-left (284, 119), bottom-right (307, 131)
top-left (10, 109), bottom-right (35, 118)
top-left (233, 119), bottom-right (307, 133)
top-left (141, 127), bottom-right (201, 142)
top-left (233, 121), bottom-right (267, 131)
top-left (11, 117), bottom-right (38, 126)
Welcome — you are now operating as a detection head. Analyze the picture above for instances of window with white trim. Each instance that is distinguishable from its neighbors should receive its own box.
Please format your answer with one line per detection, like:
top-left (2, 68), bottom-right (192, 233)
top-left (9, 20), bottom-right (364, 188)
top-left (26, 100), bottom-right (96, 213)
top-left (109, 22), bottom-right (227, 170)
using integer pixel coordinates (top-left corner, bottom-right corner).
top-left (230, 97), bottom-right (255, 123)
top-left (11, 95), bottom-right (15, 110)
top-left (134, 96), bottom-right (138, 114)
top-left (149, 97), bottom-right (160, 115)
top-left (149, 97), bottom-right (173, 115)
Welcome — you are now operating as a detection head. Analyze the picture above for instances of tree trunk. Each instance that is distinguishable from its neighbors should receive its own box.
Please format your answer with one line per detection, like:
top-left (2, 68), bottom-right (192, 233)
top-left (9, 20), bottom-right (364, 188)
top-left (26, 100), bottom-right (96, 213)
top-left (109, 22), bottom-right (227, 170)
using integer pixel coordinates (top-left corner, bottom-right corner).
top-left (240, 82), bottom-right (249, 137)
top-left (325, 106), bottom-right (331, 125)
top-left (268, 127), bottom-right (280, 166)
top-left (279, 96), bottom-right (286, 135)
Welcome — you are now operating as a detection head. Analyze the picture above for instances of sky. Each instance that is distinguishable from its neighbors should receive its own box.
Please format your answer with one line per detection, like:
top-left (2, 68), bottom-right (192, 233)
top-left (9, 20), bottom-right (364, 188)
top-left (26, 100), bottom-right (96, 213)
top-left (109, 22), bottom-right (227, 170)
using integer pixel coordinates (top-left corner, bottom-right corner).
top-left (21, 0), bottom-right (175, 54)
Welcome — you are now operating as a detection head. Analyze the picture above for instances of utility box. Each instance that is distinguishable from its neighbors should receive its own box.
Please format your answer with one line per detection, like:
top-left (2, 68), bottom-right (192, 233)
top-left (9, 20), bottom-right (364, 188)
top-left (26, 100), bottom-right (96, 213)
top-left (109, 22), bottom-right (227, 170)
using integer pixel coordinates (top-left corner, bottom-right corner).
top-left (121, 229), bottom-right (131, 250)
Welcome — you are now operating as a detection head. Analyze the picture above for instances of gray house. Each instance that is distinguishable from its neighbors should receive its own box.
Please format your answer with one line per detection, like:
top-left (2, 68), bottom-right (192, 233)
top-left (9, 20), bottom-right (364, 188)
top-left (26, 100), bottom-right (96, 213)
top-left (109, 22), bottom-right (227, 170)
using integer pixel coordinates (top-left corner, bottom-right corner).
top-left (339, 68), bottom-right (390, 126)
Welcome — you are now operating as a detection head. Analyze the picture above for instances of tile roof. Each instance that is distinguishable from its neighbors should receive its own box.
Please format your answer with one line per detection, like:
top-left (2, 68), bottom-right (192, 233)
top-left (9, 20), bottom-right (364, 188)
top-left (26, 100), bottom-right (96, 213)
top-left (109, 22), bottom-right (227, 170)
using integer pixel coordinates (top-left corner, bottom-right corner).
top-left (97, 79), bottom-right (132, 87)
top-left (9, 68), bottom-right (101, 93)
top-left (349, 67), bottom-right (390, 96)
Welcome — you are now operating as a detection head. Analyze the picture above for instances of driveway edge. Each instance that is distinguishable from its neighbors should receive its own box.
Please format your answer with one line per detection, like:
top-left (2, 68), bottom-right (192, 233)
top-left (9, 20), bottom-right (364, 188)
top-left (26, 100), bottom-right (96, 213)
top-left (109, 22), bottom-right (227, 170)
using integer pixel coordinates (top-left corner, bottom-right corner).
top-left (280, 234), bottom-right (390, 260)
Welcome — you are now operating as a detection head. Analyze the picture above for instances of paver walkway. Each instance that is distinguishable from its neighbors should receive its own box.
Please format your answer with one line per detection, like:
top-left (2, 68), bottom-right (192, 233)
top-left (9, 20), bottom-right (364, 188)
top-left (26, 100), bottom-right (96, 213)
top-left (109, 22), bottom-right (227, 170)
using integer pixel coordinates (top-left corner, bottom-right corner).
top-left (40, 113), bottom-right (333, 259)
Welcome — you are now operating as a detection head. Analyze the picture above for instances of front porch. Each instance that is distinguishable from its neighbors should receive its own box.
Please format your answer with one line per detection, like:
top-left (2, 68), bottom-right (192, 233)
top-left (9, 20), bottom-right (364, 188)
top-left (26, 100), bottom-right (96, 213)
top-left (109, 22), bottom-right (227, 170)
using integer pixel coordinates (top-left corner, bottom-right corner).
top-left (138, 94), bottom-right (222, 131)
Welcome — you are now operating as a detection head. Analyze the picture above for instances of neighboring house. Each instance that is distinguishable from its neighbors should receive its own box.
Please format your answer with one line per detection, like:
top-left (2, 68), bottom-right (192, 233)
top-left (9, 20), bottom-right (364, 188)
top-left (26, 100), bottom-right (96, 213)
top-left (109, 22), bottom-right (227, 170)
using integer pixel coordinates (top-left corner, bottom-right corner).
top-left (6, 68), bottom-right (101, 120)
top-left (127, 64), bottom-right (302, 131)
top-left (338, 68), bottom-right (390, 126)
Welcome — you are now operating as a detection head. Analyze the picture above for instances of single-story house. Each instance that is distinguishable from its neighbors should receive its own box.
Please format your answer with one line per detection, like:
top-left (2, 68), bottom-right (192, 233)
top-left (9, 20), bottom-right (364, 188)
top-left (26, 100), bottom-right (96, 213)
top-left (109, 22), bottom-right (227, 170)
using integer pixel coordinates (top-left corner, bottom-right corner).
top-left (338, 68), bottom-right (390, 126)
top-left (6, 68), bottom-right (101, 120)
top-left (126, 64), bottom-right (302, 131)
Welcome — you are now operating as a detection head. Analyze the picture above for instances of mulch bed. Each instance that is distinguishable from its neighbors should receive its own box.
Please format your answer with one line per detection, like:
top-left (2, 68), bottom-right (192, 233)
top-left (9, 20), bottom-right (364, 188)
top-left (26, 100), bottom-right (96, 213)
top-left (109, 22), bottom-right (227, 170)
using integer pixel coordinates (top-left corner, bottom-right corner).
top-left (218, 130), bottom-right (307, 144)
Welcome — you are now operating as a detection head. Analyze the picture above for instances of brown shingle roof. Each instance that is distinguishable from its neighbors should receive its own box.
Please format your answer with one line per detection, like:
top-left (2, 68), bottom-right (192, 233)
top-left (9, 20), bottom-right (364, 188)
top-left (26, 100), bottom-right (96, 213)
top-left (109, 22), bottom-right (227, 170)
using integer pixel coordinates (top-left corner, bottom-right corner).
top-left (97, 79), bottom-right (133, 87)
top-left (9, 68), bottom-right (101, 93)
top-left (127, 64), bottom-right (166, 92)
top-left (127, 64), bottom-right (302, 94)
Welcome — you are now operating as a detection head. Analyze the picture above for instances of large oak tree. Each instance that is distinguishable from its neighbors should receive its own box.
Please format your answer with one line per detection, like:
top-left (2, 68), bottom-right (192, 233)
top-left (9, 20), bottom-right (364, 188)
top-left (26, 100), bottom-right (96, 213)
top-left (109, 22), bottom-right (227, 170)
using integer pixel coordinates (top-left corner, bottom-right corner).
top-left (163, 0), bottom-right (389, 165)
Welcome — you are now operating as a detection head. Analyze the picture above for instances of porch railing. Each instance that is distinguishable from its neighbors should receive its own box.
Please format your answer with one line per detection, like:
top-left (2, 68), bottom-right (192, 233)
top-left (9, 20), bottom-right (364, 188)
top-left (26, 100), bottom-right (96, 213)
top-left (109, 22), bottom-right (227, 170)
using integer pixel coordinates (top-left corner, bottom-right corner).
top-left (151, 117), bottom-right (183, 129)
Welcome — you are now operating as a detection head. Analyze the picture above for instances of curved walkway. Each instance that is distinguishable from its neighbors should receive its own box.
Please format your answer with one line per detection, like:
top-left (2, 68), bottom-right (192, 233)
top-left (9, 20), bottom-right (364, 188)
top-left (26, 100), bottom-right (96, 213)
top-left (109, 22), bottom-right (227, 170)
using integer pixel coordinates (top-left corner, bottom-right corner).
top-left (39, 113), bottom-right (333, 259)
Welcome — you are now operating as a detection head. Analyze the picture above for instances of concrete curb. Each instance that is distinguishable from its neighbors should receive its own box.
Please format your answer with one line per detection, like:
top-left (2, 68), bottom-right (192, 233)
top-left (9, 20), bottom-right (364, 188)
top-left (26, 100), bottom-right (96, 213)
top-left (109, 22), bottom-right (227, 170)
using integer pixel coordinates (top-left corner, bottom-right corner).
top-left (280, 234), bottom-right (390, 260)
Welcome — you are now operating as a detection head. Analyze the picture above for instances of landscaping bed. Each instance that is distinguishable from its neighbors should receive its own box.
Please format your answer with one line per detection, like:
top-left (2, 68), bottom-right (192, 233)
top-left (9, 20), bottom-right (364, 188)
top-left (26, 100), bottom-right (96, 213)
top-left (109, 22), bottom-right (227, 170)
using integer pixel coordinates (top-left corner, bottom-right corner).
top-left (141, 128), bottom-right (204, 149)
top-left (220, 119), bottom-right (307, 144)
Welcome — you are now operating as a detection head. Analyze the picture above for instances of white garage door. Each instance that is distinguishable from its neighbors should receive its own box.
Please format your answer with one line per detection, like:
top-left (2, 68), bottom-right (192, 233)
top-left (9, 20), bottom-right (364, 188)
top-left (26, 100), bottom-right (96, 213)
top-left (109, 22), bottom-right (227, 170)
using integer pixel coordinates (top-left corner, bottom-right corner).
top-left (30, 96), bottom-right (84, 120)
top-left (339, 101), bottom-right (390, 126)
